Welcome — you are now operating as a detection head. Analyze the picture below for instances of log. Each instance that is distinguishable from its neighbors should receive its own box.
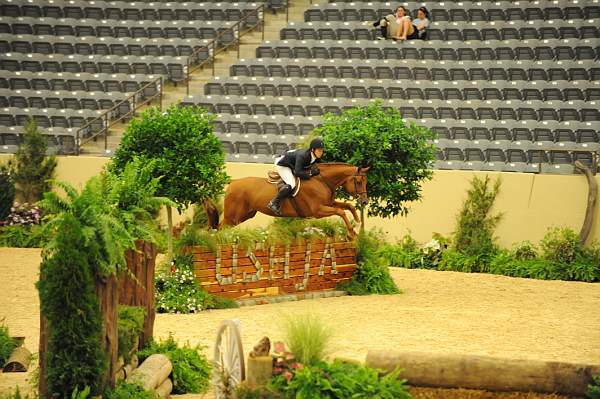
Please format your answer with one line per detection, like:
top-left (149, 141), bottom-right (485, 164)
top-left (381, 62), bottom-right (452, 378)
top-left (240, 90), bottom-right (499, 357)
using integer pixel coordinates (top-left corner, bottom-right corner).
top-left (155, 378), bottom-right (173, 399)
top-left (574, 160), bottom-right (598, 245)
top-left (246, 356), bottom-right (273, 386)
top-left (3, 346), bottom-right (32, 372)
top-left (366, 350), bottom-right (600, 396)
top-left (128, 354), bottom-right (172, 391)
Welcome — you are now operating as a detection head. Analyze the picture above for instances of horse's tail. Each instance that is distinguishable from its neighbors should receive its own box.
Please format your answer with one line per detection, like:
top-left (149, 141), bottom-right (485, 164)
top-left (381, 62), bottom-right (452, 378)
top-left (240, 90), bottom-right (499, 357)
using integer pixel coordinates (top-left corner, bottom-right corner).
top-left (202, 199), bottom-right (220, 230)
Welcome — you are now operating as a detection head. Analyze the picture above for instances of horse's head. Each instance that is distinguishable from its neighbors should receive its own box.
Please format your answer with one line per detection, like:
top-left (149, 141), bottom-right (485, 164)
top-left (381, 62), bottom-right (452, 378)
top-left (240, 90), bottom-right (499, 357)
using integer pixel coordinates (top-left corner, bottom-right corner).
top-left (343, 166), bottom-right (370, 207)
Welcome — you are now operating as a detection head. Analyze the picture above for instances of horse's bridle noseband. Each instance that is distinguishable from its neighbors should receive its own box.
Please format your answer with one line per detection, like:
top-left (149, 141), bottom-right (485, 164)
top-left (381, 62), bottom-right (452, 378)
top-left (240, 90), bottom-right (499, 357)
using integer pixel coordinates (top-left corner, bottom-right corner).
top-left (352, 172), bottom-right (368, 197)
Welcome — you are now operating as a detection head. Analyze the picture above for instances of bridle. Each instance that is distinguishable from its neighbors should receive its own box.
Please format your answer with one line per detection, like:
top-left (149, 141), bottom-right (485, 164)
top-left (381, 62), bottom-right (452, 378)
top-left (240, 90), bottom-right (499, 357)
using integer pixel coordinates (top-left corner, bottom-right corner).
top-left (317, 169), bottom-right (368, 203)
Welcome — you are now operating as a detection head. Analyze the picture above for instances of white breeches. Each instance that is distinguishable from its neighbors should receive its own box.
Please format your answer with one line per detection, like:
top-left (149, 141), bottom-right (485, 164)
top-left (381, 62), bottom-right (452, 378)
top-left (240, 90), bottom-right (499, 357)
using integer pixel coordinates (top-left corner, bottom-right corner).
top-left (274, 156), bottom-right (296, 188)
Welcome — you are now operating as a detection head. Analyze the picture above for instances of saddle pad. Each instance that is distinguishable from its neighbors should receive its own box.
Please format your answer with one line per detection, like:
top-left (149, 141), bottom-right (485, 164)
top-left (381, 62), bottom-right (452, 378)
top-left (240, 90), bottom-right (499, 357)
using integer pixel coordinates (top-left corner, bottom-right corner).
top-left (267, 170), bottom-right (301, 197)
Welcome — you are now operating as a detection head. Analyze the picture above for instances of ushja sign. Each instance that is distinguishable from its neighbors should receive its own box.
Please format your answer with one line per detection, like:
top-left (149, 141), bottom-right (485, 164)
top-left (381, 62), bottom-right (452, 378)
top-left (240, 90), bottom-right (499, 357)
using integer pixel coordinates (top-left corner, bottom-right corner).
top-left (186, 241), bottom-right (357, 298)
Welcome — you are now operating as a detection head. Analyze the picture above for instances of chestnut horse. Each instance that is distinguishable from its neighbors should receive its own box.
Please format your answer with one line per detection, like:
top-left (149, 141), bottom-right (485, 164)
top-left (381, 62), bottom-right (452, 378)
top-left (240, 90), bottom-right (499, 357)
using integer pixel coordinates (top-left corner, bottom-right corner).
top-left (205, 163), bottom-right (369, 236)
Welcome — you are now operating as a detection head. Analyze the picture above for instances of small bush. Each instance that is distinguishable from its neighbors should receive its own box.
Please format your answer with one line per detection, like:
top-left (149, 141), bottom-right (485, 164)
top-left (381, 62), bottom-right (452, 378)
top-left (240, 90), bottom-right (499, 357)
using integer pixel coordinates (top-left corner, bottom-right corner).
top-left (512, 241), bottom-right (538, 261)
top-left (0, 225), bottom-right (46, 248)
top-left (340, 229), bottom-right (400, 295)
top-left (236, 384), bottom-right (284, 399)
top-left (541, 227), bottom-right (581, 264)
top-left (282, 314), bottom-right (332, 366)
top-left (117, 306), bottom-right (145, 363)
top-left (270, 360), bottom-right (412, 399)
top-left (138, 336), bottom-right (211, 394)
top-left (0, 320), bottom-right (16, 366)
top-left (155, 253), bottom-right (239, 313)
top-left (0, 386), bottom-right (34, 399)
top-left (104, 381), bottom-right (157, 399)
top-left (453, 175), bottom-right (502, 260)
top-left (588, 375), bottom-right (600, 399)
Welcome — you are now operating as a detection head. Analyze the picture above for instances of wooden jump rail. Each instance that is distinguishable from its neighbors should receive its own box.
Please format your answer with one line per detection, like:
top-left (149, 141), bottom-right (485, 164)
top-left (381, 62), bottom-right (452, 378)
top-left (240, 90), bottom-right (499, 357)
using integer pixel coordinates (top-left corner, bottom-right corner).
top-left (75, 77), bottom-right (163, 155)
top-left (185, 3), bottom-right (266, 94)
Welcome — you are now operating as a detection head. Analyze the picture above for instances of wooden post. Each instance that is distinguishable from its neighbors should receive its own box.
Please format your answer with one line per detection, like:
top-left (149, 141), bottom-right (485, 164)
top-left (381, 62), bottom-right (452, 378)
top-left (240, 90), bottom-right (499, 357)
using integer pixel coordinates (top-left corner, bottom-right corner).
top-left (167, 206), bottom-right (174, 260)
top-left (38, 314), bottom-right (48, 398)
top-left (246, 356), bottom-right (273, 386)
top-left (96, 275), bottom-right (119, 391)
top-left (574, 160), bottom-right (598, 245)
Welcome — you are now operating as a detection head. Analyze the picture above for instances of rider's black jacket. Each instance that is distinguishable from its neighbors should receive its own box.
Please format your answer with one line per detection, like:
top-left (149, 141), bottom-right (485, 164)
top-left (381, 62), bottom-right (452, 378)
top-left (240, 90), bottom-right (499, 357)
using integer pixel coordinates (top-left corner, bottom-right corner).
top-left (276, 149), bottom-right (322, 180)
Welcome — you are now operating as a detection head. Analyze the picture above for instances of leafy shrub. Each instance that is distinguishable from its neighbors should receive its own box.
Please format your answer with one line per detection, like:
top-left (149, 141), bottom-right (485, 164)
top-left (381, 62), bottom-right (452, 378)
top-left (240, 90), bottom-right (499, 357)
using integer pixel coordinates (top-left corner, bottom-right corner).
top-left (0, 320), bottom-right (16, 366)
top-left (0, 386), bottom-right (35, 399)
top-left (36, 213), bottom-right (107, 397)
top-left (588, 375), bottom-right (600, 399)
top-left (269, 360), bottom-right (412, 399)
top-left (512, 241), bottom-right (538, 260)
top-left (138, 336), bottom-right (211, 394)
top-left (0, 164), bottom-right (15, 221)
top-left (541, 227), bottom-right (581, 264)
top-left (340, 229), bottom-right (400, 295)
top-left (453, 175), bottom-right (502, 260)
top-left (0, 225), bottom-right (46, 248)
top-left (104, 381), bottom-right (157, 399)
top-left (439, 250), bottom-right (484, 273)
top-left (117, 306), bottom-right (145, 363)
top-left (155, 253), bottom-right (237, 313)
top-left (236, 384), bottom-right (283, 399)
top-left (282, 314), bottom-right (332, 366)
top-left (8, 118), bottom-right (56, 204)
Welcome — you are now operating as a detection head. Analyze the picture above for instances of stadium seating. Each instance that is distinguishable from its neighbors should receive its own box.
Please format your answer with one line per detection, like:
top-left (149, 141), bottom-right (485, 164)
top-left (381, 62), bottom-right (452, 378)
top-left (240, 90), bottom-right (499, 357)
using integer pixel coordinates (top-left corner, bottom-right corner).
top-left (189, 0), bottom-right (600, 172)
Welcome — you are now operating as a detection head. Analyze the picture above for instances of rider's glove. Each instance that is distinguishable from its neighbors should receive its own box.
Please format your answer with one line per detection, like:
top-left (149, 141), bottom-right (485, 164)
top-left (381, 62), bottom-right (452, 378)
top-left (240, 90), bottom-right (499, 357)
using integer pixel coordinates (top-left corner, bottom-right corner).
top-left (311, 167), bottom-right (320, 176)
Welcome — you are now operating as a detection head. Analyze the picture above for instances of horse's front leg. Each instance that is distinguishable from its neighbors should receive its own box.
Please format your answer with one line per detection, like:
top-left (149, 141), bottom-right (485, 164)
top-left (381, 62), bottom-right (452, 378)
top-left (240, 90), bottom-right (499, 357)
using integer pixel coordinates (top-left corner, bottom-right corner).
top-left (333, 201), bottom-right (360, 223)
top-left (315, 205), bottom-right (356, 237)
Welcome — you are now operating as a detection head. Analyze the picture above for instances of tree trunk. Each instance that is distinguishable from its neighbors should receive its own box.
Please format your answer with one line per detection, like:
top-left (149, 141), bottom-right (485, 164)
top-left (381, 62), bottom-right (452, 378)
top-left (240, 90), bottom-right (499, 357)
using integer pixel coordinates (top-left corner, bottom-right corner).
top-left (167, 205), bottom-right (174, 260)
top-left (574, 160), bottom-right (598, 245)
top-left (95, 275), bottom-right (119, 392)
top-left (366, 350), bottom-right (600, 396)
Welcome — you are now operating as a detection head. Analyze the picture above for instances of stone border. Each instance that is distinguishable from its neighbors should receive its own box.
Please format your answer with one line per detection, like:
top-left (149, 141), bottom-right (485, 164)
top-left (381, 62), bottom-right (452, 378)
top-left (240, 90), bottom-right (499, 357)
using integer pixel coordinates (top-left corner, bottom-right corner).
top-left (236, 290), bottom-right (348, 307)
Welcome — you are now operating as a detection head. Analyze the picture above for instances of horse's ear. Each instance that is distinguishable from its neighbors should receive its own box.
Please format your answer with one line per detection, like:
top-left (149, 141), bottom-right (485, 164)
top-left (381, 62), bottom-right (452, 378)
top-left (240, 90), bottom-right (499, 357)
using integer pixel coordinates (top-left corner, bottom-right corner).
top-left (359, 166), bottom-right (371, 173)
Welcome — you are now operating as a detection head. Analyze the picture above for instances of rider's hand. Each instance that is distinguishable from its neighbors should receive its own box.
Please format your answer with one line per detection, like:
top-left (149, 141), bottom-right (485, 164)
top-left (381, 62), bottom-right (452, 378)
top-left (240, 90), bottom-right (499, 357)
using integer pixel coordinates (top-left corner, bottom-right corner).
top-left (311, 167), bottom-right (320, 176)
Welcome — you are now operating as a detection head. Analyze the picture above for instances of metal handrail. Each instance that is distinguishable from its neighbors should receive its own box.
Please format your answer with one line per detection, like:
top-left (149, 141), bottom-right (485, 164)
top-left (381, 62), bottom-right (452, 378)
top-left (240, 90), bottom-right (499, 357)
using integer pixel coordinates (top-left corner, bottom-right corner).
top-left (75, 76), bottom-right (163, 154)
top-left (185, 3), bottom-right (266, 94)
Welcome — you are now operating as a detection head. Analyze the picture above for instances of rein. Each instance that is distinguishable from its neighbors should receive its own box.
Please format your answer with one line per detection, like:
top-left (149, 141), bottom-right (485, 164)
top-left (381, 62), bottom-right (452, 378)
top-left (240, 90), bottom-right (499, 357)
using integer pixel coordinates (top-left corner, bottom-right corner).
top-left (317, 169), bottom-right (367, 204)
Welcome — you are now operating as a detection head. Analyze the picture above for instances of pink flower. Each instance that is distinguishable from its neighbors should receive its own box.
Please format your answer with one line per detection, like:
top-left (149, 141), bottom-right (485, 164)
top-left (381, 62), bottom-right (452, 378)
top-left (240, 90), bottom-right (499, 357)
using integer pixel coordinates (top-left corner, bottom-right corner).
top-left (283, 371), bottom-right (293, 382)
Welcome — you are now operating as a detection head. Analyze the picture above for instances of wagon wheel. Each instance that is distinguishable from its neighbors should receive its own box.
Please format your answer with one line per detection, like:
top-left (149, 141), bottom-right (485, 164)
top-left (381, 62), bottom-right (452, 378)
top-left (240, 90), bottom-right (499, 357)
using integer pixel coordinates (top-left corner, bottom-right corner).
top-left (213, 319), bottom-right (245, 399)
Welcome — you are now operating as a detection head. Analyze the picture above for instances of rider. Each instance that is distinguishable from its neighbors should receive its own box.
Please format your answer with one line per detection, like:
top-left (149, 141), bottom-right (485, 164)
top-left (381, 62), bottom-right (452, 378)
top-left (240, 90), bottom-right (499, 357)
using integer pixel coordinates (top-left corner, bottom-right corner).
top-left (267, 137), bottom-right (325, 215)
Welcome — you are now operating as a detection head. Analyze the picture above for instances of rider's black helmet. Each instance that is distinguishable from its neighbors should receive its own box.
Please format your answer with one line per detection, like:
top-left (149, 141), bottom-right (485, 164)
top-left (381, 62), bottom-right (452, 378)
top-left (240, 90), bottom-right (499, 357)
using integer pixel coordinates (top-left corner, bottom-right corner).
top-left (309, 137), bottom-right (325, 150)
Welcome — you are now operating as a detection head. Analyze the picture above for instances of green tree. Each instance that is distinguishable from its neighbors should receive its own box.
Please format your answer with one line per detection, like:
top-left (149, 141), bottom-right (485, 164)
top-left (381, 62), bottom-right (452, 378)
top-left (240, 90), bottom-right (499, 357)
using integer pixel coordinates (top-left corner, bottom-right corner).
top-left (111, 105), bottom-right (229, 257)
top-left (314, 101), bottom-right (436, 226)
top-left (37, 212), bottom-right (107, 397)
top-left (0, 164), bottom-right (15, 221)
top-left (453, 175), bottom-right (502, 259)
top-left (9, 118), bottom-right (57, 204)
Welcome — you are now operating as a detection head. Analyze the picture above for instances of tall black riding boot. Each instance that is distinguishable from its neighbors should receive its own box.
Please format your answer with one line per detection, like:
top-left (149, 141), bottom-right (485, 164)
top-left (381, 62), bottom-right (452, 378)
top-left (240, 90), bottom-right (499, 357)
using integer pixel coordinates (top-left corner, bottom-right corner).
top-left (267, 184), bottom-right (292, 216)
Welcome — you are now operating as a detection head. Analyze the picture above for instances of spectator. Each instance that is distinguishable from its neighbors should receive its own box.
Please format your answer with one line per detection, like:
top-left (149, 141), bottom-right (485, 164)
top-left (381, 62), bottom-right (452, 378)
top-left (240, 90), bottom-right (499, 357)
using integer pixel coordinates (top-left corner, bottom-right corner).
top-left (372, 6), bottom-right (411, 40)
top-left (394, 6), bottom-right (431, 41)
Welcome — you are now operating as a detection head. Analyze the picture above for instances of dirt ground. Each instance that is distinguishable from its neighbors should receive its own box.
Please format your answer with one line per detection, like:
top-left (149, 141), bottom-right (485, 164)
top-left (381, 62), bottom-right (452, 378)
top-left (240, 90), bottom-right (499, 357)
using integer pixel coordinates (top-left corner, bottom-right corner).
top-left (0, 248), bottom-right (598, 398)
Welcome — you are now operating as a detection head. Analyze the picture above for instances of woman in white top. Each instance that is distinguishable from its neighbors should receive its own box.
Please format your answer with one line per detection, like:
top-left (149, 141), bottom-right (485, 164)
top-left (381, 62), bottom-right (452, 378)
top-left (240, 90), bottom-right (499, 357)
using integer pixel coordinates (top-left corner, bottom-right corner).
top-left (394, 6), bottom-right (431, 41)
top-left (373, 6), bottom-right (412, 40)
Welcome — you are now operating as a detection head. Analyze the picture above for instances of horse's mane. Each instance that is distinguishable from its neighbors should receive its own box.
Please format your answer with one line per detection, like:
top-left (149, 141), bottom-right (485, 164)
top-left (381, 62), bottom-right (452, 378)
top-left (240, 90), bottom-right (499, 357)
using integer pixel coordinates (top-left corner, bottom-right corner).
top-left (318, 162), bottom-right (357, 168)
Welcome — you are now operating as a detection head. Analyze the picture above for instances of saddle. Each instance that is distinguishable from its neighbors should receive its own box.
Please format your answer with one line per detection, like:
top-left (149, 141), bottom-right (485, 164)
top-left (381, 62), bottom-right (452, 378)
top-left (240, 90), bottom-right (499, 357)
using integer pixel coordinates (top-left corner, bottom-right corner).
top-left (267, 171), bottom-right (301, 197)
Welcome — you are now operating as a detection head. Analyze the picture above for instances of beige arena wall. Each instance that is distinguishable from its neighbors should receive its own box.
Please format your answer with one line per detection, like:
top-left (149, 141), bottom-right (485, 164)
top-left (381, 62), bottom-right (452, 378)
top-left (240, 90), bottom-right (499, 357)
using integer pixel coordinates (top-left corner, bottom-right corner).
top-left (1, 154), bottom-right (597, 246)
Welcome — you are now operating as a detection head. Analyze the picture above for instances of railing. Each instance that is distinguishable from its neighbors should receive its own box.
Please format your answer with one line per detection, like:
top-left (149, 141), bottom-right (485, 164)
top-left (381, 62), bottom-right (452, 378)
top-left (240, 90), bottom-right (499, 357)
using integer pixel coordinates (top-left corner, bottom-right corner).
top-left (185, 4), bottom-right (267, 94)
top-left (75, 77), bottom-right (163, 155)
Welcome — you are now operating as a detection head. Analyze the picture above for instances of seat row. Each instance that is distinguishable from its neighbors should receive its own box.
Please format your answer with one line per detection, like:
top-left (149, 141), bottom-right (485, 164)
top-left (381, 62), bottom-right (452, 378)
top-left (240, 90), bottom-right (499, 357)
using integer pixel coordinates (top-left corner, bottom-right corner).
top-left (434, 147), bottom-right (595, 174)
top-left (305, 5), bottom-right (600, 22)
top-left (0, 107), bottom-right (104, 134)
top-left (0, 1), bottom-right (258, 21)
top-left (1, 34), bottom-right (229, 57)
top-left (0, 130), bottom-right (77, 154)
top-left (187, 94), bottom-right (600, 123)
top-left (256, 39), bottom-right (600, 61)
top-left (207, 74), bottom-right (599, 99)
top-left (0, 89), bottom-right (128, 111)
top-left (281, 23), bottom-right (600, 41)
top-left (0, 71), bottom-right (161, 95)
top-left (0, 16), bottom-right (254, 40)
top-left (230, 60), bottom-right (599, 84)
